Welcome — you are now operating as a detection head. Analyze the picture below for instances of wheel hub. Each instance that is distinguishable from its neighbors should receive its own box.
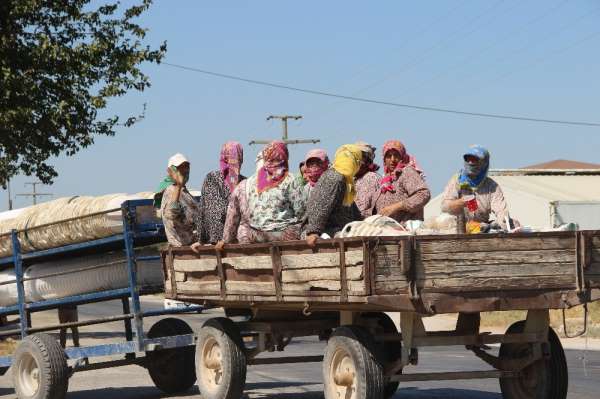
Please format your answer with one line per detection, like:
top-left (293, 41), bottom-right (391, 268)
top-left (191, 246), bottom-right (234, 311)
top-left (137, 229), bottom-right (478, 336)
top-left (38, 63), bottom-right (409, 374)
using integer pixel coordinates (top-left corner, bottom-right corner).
top-left (18, 353), bottom-right (40, 397)
top-left (329, 348), bottom-right (357, 399)
top-left (201, 337), bottom-right (223, 391)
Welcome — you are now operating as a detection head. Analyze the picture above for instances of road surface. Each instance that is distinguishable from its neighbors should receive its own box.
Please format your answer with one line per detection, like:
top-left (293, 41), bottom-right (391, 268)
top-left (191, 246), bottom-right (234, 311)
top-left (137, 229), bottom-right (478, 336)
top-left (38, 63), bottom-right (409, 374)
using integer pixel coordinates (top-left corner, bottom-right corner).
top-left (1, 298), bottom-right (598, 398)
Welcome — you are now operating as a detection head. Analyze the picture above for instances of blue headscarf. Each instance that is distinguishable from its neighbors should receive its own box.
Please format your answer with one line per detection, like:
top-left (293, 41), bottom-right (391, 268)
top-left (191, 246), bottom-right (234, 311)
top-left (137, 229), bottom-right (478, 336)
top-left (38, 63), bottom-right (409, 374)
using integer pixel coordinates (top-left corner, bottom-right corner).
top-left (457, 145), bottom-right (490, 189)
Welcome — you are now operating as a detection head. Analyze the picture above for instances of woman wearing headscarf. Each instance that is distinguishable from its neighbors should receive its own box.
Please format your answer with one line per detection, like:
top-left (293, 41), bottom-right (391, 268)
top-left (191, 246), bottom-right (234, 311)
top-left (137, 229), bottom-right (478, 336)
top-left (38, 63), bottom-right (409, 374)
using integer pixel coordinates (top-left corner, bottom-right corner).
top-left (441, 145), bottom-right (510, 229)
top-left (303, 144), bottom-right (363, 247)
top-left (302, 148), bottom-right (329, 196)
top-left (219, 141), bottom-right (307, 244)
top-left (371, 140), bottom-right (430, 223)
top-left (199, 141), bottom-right (245, 244)
top-left (353, 141), bottom-right (382, 218)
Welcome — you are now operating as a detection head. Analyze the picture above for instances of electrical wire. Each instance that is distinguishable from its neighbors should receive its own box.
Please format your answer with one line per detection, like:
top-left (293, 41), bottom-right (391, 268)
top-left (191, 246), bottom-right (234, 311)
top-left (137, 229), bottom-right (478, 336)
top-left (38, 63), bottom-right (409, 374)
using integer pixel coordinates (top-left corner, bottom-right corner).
top-left (161, 62), bottom-right (600, 127)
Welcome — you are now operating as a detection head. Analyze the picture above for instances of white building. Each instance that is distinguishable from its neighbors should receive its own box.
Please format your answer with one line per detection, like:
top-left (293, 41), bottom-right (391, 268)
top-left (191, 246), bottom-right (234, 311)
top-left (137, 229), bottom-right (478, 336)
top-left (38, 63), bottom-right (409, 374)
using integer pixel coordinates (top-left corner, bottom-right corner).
top-left (425, 160), bottom-right (600, 230)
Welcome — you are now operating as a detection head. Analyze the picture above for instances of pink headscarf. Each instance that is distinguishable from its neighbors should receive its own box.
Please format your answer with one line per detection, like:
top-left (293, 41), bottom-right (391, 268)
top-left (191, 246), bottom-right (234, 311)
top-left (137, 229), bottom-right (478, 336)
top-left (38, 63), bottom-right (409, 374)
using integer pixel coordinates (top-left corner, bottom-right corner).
top-left (220, 141), bottom-right (244, 192)
top-left (303, 149), bottom-right (329, 186)
top-left (381, 140), bottom-right (424, 193)
top-left (256, 141), bottom-right (289, 193)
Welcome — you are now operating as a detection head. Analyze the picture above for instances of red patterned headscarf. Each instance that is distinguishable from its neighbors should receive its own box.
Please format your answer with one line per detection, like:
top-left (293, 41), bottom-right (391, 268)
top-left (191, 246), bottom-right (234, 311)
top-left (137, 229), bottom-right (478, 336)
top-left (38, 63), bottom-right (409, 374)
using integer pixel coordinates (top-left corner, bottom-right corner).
top-left (220, 141), bottom-right (243, 192)
top-left (381, 140), bottom-right (424, 193)
top-left (256, 141), bottom-right (289, 193)
top-left (303, 149), bottom-right (329, 187)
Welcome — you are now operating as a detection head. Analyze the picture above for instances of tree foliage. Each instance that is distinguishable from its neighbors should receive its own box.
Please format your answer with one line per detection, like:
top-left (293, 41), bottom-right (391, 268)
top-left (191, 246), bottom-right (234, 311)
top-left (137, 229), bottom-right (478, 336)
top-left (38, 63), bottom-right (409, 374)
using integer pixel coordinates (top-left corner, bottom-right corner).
top-left (0, 0), bottom-right (166, 186)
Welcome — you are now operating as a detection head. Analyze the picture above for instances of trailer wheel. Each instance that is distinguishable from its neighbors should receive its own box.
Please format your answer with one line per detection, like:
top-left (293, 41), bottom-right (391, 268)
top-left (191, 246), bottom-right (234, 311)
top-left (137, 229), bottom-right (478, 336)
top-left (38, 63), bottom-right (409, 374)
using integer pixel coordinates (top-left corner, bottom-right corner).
top-left (146, 318), bottom-right (196, 394)
top-left (361, 312), bottom-right (401, 398)
top-left (323, 325), bottom-right (384, 399)
top-left (499, 321), bottom-right (567, 399)
top-left (196, 317), bottom-right (247, 399)
top-left (12, 333), bottom-right (68, 399)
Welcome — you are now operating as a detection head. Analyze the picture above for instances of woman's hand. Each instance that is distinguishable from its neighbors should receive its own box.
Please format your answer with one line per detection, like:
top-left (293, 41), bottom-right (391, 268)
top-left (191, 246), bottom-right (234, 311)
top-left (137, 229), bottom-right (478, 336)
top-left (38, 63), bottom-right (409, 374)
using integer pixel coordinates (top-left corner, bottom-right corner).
top-left (190, 242), bottom-right (202, 253)
top-left (306, 234), bottom-right (319, 248)
top-left (214, 240), bottom-right (225, 252)
top-left (380, 202), bottom-right (405, 217)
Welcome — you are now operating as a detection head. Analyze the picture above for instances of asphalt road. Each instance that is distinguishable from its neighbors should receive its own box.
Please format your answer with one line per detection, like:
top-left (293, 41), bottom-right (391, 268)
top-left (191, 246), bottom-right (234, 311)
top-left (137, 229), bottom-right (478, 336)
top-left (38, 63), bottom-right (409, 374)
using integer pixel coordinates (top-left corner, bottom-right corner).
top-left (1, 299), bottom-right (599, 399)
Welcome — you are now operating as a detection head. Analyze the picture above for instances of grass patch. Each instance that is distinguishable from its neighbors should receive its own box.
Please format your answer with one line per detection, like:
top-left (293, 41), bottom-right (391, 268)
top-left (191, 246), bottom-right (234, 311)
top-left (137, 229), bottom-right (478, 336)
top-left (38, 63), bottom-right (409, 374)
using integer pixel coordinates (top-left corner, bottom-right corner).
top-left (0, 338), bottom-right (17, 356)
top-left (480, 301), bottom-right (600, 338)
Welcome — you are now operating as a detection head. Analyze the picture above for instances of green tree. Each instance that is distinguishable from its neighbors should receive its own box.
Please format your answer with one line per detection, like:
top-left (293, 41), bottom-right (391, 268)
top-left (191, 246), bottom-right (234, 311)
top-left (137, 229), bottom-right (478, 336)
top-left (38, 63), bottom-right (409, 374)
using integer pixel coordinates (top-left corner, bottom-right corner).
top-left (0, 0), bottom-right (166, 186)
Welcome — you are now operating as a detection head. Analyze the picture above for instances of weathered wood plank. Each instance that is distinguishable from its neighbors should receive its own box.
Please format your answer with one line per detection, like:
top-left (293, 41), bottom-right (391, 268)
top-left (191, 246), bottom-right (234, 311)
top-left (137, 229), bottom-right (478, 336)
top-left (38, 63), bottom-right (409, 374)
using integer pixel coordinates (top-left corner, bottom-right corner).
top-left (416, 263), bottom-right (575, 280)
top-left (420, 249), bottom-right (575, 264)
top-left (419, 274), bottom-right (576, 291)
top-left (282, 266), bottom-right (363, 283)
top-left (419, 237), bottom-right (575, 254)
top-left (279, 250), bottom-right (364, 270)
top-left (374, 280), bottom-right (410, 294)
top-left (174, 255), bottom-right (274, 272)
top-left (177, 280), bottom-right (275, 294)
top-left (282, 280), bottom-right (365, 292)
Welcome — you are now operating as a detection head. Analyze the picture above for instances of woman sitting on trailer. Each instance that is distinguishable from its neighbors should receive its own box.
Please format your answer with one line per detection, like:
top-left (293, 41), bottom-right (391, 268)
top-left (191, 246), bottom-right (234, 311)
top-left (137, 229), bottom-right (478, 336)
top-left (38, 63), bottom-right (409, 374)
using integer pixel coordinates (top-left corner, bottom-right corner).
top-left (370, 140), bottom-right (430, 223)
top-left (199, 141), bottom-right (245, 244)
top-left (353, 141), bottom-right (382, 218)
top-left (441, 145), bottom-right (512, 231)
top-left (159, 153), bottom-right (202, 252)
top-left (303, 144), bottom-right (363, 247)
top-left (302, 148), bottom-right (329, 196)
top-left (218, 141), bottom-right (307, 245)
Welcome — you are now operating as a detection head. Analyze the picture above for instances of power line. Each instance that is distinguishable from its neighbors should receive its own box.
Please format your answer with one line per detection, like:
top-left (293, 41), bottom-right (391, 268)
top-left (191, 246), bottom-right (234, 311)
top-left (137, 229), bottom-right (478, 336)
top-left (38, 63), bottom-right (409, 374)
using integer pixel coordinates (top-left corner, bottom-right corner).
top-left (161, 62), bottom-right (600, 128)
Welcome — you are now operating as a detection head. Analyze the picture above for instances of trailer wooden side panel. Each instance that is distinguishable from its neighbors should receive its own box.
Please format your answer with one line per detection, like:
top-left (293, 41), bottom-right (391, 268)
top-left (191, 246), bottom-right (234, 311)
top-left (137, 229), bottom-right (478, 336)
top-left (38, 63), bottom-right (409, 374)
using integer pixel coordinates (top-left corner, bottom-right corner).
top-left (164, 231), bottom-right (600, 314)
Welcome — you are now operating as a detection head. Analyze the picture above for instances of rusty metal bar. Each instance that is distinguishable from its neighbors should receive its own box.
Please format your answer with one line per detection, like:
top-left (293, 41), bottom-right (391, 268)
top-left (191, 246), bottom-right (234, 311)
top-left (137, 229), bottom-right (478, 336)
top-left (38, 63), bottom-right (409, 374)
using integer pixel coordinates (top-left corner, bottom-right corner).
top-left (248, 355), bottom-right (323, 365)
top-left (390, 370), bottom-right (518, 382)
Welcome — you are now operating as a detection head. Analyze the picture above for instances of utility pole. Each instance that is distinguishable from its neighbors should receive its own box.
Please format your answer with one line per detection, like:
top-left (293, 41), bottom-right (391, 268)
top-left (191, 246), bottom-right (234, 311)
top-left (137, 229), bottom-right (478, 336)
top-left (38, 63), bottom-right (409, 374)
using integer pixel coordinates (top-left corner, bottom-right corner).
top-left (249, 115), bottom-right (320, 145)
top-left (6, 180), bottom-right (13, 210)
top-left (16, 182), bottom-right (53, 205)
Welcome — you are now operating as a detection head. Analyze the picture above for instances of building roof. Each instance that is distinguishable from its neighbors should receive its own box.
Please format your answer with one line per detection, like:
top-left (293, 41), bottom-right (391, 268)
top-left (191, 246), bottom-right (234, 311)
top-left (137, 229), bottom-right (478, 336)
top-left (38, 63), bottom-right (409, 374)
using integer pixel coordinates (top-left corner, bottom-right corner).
top-left (522, 159), bottom-right (600, 170)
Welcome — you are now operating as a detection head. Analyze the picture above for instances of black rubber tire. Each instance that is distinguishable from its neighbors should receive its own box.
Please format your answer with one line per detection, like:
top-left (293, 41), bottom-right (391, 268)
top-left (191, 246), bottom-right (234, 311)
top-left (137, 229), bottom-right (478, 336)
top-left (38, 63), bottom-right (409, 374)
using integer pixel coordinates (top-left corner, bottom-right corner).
top-left (146, 318), bottom-right (196, 394)
top-left (499, 321), bottom-right (567, 399)
top-left (323, 325), bottom-right (385, 399)
top-left (196, 317), bottom-right (247, 399)
top-left (361, 312), bottom-right (401, 398)
top-left (12, 333), bottom-right (68, 399)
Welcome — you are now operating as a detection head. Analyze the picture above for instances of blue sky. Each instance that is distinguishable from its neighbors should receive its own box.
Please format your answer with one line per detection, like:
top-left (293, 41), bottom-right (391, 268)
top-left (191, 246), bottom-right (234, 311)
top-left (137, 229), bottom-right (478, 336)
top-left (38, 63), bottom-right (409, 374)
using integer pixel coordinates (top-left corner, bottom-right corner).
top-left (3, 0), bottom-right (599, 210)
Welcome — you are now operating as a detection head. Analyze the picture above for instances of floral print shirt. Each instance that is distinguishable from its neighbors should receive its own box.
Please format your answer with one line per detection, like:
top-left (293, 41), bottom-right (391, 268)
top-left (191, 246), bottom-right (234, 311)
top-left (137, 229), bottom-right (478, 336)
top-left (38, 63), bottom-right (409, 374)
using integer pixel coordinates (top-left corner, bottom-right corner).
top-left (245, 172), bottom-right (307, 232)
top-left (160, 184), bottom-right (201, 246)
top-left (354, 171), bottom-right (381, 218)
top-left (371, 166), bottom-right (431, 223)
top-left (222, 179), bottom-right (251, 243)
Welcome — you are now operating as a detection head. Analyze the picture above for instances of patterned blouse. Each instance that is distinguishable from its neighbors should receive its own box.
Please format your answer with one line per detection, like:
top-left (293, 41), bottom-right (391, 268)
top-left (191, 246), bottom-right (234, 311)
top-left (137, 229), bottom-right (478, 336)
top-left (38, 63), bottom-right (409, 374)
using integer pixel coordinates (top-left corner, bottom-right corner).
top-left (245, 173), bottom-right (307, 232)
top-left (199, 170), bottom-right (245, 244)
top-left (303, 169), bottom-right (362, 237)
top-left (160, 184), bottom-right (201, 246)
top-left (441, 175), bottom-right (509, 227)
top-left (222, 179), bottom-right (250, 243)
top-left (371, 166), bottom-right (431, 222)
top-left (354, 171), bottom-right (381, 218)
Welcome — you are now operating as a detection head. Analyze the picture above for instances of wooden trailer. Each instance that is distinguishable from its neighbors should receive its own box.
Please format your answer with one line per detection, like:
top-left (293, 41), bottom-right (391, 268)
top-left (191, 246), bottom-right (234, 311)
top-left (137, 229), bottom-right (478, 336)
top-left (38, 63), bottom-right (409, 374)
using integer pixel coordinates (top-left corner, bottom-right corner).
top-left (162, 231), bottom-right (600, 399)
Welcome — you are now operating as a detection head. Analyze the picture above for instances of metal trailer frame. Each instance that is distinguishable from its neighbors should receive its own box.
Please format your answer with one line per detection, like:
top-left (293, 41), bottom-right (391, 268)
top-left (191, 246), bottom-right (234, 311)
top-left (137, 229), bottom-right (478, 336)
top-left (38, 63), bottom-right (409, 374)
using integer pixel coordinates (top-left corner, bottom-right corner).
top-left (0, 199), bottom-right (201, 377)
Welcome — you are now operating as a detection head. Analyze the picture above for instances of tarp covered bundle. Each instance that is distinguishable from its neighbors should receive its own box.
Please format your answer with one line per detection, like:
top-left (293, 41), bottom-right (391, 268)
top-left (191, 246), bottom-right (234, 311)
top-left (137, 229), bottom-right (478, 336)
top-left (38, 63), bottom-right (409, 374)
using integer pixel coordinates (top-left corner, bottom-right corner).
top-left (0, 193), bottom-right (159, 258)
top-left (0, 248), bottom-right (163, 307)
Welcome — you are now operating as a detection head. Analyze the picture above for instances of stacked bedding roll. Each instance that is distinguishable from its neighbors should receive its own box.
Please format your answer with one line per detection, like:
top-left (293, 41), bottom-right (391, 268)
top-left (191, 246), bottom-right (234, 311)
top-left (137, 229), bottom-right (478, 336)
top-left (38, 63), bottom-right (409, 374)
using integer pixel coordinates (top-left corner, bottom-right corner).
top-left (0, 248), bottom-right (164, 307)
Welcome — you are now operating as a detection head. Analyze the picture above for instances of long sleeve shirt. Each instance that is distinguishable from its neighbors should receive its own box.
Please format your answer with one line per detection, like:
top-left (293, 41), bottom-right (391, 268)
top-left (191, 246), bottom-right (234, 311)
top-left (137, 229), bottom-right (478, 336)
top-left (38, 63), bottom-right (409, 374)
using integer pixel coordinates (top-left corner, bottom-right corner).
top-left (303, 169), bottom-right (362, 237)
top-left (371, 166), bottom-right (431, 222)
top-left (160, 184), bottom-right (201, 246)
top-left (441, 175), bottom-right (509, 227)
top-left (354, 171), bottom-right (381, 218)
top-left (222, 180), bottom-right (250, 243)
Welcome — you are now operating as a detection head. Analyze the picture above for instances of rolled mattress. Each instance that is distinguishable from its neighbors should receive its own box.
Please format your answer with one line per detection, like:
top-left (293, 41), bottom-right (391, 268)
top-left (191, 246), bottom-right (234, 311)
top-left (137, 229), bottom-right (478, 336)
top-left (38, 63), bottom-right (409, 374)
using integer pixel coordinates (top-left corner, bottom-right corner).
top-left (0, 192), bottom-right (159, 258)
top-left (0, 249), bottom-right (164, 307)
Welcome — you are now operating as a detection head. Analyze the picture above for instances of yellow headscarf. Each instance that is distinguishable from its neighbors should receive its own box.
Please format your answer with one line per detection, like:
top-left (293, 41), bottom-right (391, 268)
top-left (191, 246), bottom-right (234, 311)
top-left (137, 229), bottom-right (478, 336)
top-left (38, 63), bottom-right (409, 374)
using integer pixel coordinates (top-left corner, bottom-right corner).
top-left (333, 144), bottom-right (363, 206)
